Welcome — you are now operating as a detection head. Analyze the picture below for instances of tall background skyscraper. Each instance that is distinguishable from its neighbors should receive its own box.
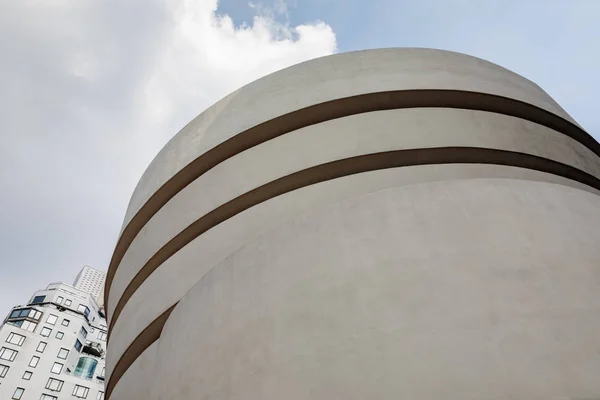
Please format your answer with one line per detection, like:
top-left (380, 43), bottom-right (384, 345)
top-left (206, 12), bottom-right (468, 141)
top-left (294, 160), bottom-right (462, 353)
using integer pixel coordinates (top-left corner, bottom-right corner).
top-left (73, 266), bottom-right (107, 307)
top-left (0, 267), bottom-right (106, 400)
top-left (105, 48), bottom-right (600, 399)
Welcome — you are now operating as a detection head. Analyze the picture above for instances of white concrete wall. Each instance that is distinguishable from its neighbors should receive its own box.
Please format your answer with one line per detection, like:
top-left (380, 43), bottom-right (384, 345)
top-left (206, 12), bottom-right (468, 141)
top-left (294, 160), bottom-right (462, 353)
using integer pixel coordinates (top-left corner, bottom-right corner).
top-left (107, 108), bottom-right (600, 320)
top-left (154, 179), bottom-right (600, 400)
top-left (109, 342), bottom-right (156, 400)
top-left (105, 48), bottom-right (600, 399)
top-left (120, 48), bottom-right (580, 229)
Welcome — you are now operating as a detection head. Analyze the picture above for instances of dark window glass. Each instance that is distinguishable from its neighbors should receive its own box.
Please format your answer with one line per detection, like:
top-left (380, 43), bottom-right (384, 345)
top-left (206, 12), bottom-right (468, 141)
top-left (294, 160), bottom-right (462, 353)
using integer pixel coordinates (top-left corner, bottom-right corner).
top-left (31, 296), bottom-right (46, 304)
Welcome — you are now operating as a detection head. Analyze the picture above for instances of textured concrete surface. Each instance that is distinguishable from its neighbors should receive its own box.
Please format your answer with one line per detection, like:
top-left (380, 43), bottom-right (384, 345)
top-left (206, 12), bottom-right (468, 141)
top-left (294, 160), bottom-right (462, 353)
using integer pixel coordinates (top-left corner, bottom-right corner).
top-left (109, 342), bottom-right (157, 400)
top-left (105, 48), bottom-right (600, 399)
top-left (106, 166), bottom-right (600, 379)
top-left (154, 179), bottom-right (600, 400)
top-left (120, 48), bottom-right (578, 232)
top-left (107, 108), bottom-right (600, 319)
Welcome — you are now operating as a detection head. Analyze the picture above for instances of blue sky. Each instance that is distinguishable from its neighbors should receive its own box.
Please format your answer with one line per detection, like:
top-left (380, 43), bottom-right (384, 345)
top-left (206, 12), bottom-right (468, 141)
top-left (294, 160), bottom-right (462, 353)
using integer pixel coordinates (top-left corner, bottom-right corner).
top-left (219, 0), bottom-right (600, 135)
top-left (0, 0), bottom-right (598, 312)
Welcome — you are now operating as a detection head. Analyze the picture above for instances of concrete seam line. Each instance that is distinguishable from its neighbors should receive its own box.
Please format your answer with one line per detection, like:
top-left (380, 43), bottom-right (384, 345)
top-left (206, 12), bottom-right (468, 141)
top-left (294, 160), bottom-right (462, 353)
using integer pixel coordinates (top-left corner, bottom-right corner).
top-left (106, 144), bottom-right (600, 336)
top-left (105, 305), bottom-right (174, 400)
top-left (104, 148), bottom-right (600, 399)
top-left (103, 89), bottom-right (599, 311)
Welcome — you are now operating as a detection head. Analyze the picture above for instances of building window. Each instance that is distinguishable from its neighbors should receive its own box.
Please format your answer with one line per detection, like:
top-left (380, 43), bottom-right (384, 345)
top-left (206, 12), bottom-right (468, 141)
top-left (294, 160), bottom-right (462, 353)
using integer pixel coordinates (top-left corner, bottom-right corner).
top-left (36, 341), bottom-right (47, 353)
top-left (57, 348), bottom-right (69, 360)
top-left (40, 327), bottom-right (52, 337)
top-left (31, 295), bottom-right (46, 304)
top-left (72, 384), bottom-right (89, 398)
top-left (0, 363), bottom-right (9, 377)
top-left (46, 314), bottom-right (58, 325)
top-left (74, 339), bottom-right (83, 352)
top-left (62, 319), bottom-right (70, 327)
top-left (28, 355), bottom-right (40, 368)
top-left (9, 308), bottom-right (42, 320)
top-left (6, 333), bottom-right (26, 347)
top-left (0, 347), bottom-right (18, 362)
top-left (96, 391), bottom-right (104, 400)
top-left (40, 394), bottom-right (58, 400)
top-left (7, 319), bottom-right (36, 332)
top-left (64, 299), bottom-right (72, 306)
top-left (77, 305), bottom-right (90, 318)
top-left (100, 366), bottom-right (105, 377)
top-left (50, 362), bottom-right (63, 374)
top-left (56, 296), bottom-right (64, 304)
top-left (97, 331), bottom-right (106, 341)
top-left (55, 331), bottom-right (64, 340)
top-left (45, 377), bottom-right (64, 392)
top-left (80, 326), bottom-right (88, 338)
top-left (22, 371), bottom-right (32, 380)
top-left (23, 320), bottom-right (37, 332)
top-left (11, 387), bottom-right (24, 399)
top-left (21, 320), bottom-right (38, 332)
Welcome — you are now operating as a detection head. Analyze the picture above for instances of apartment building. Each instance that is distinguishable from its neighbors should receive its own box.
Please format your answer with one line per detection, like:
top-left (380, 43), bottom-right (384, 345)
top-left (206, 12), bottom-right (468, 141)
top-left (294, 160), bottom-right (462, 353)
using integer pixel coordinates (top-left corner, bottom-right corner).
top-left (0, 281), bottom-right (106, 399)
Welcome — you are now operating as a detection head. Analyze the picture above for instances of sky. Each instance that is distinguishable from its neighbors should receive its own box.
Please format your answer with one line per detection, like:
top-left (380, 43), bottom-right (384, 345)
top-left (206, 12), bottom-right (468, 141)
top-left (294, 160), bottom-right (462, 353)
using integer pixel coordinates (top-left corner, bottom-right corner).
top-left (0, 0), bottom-right (599, 313)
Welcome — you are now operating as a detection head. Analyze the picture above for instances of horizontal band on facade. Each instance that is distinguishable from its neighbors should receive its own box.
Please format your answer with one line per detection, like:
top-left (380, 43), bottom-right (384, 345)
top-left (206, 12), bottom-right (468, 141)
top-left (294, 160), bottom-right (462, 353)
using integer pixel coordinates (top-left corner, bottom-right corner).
top-left (105, 147), bottom-right (600, 399)
top-left (104, 89), bottom-right (600, 312)
top-left (106, 305), bottom-right (174, 400)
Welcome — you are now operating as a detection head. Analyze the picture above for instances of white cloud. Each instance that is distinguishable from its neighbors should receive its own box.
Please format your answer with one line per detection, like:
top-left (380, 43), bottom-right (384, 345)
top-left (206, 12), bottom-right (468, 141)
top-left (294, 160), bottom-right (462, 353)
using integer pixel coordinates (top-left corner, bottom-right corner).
top-left (0, 0), bottom-right (336, 312)
top-left (143, 0), bottom-right (335, 127)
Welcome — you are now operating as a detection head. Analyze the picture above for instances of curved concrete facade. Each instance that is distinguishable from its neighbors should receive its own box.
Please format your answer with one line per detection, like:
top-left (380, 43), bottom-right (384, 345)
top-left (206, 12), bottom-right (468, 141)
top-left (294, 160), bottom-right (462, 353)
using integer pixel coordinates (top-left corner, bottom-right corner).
top-left (105, 48), bottom-right (600, 399)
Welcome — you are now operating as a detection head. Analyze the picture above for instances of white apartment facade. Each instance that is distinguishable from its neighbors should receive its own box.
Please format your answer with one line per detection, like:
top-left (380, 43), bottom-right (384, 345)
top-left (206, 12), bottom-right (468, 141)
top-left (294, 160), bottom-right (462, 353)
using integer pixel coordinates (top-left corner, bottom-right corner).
top-left (73, 266), bottom-right (106, 307)
top-left (0, 282), bottom-right (106, 400)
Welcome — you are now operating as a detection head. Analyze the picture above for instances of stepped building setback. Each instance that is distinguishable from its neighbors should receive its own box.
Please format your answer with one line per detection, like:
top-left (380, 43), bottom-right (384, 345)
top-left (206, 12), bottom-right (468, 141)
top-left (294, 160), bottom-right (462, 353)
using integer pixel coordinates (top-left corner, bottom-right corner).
top-left (0, 277), bottom-right (107, 400)
top-left (105, 48), bottom-right (600, 400)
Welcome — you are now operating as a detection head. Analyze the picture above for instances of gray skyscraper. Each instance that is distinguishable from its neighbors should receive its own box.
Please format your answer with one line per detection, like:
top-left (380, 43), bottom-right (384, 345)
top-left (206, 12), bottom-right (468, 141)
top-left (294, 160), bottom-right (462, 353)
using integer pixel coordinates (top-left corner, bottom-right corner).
top-left (73, 266), bottom-right (106, 307)
top-left (105, 48), bottom-right (600, 399)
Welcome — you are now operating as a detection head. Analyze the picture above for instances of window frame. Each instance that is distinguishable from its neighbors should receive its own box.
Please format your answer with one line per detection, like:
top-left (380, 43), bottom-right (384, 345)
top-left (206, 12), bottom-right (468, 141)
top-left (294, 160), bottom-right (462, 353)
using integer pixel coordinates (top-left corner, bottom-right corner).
top-left (72, 384), bottom-right (89, 398)
top-left (74, 339), bottom-right (83, 352)
top-left (6, 332), bottom-right (26, 346)
top-left (50, 362), bottom-right (63, 374)
top-left (31, 295), bottom-right (46, 304)
top-left (46, 314), bottom-right (58, 325)
top-left (21, 320), bottom-right (37, 332)
top-left (0, 363), bottom-right (9, 378)
top-left (11, 387), bottom-right (24, 400)
top-left (40, 327), bottom-right (52, 337)
top-left (56, 296), bottom-right (64, 304)
top-left (45, 377), bottom-right (64, 392)
top-left (57, 348), bottom-right (69, 360)
top-left (22, 370), bottom-right (32, 380)
top-left (61, 318), bottom-right (70, 327)
top-left (28, 355), bottom-right (40, 368)
top-left (36, 341), bottom-right (47, 353)
top-left (40, 394), bottom-right (58, 400)
top-left (0, 347), bottom-right (18, 362)
top-left (64, 299), bottom-right (72, 306)
top-left (55, 331), bottom-right (64, 340)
